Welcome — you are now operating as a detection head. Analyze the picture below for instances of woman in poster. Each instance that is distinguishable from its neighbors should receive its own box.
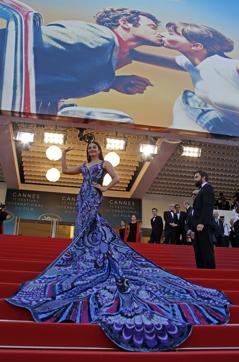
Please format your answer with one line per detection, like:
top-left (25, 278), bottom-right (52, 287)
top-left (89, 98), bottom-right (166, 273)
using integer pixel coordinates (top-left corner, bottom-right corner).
top-left (132, 22), bottom-right (239, 136)
top-left (6, 141), bottom-right (230, 352)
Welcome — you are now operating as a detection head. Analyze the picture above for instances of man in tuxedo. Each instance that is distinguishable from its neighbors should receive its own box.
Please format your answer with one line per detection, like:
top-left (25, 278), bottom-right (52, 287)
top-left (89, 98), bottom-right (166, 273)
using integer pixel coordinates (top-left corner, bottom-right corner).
top-left (192, 171), bottom-right (216, 269)
top-left (184, 201), bottom-right (193, 219)
top-left (149, 208), bottom-right (163, 243)
top-left (174, 204), bottom-right (187, 244)
top-left (184, 192), bottom-right (199, 243)
top-left (163, 204), bottom-right (178, 244)
top-left (213, 211), bottom-right (225, 246)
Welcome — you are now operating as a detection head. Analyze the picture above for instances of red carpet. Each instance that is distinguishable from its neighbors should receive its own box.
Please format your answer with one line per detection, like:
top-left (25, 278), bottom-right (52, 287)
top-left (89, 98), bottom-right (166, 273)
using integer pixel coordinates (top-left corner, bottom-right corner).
top-left (0, 234), bottom-right (239, 361)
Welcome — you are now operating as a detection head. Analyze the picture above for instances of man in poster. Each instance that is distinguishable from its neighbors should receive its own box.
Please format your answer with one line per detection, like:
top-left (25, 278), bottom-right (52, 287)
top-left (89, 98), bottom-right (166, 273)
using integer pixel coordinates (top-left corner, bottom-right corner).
top-left (0, 2), bottom-right (162, 118)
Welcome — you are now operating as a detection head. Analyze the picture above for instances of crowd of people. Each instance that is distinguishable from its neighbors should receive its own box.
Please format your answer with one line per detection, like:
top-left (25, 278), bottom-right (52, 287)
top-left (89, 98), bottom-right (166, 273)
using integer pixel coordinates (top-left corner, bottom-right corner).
top-left (214, 192), bottom-right (239, 210)
top-left (118, 194), bottom-right (239, 248)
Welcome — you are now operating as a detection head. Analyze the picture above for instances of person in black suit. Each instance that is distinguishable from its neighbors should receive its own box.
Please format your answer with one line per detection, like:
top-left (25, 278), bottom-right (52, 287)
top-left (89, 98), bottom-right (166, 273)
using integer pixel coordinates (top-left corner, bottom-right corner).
top-left (174, 204), bottom-right (187, 245)
top-left (0, 203), bottom-right (9, 234)
top-left (184, 201), bottom-right (193, 220)
top-left (163, 204), bottom-right (178, 244)
top-left (149, 208), bottom-right (163, 243)
top-left (213, 211), bottom-right (225, 246)
top-left (215, 192), bottom-right (230, 210)
top-left (192, 171), bottom-right (216, 269)
top-left (233, 219), bottom-right (239, 247)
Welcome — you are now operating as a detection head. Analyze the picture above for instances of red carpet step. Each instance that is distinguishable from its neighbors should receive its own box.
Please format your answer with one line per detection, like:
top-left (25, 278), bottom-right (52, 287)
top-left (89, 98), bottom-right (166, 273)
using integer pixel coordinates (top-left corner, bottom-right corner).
top-left (1, 321), bottom-right (239, 350)
top-left (1, 350), bottom-right (239, 362)
top-left (0, 234), bottom-right (239, 360)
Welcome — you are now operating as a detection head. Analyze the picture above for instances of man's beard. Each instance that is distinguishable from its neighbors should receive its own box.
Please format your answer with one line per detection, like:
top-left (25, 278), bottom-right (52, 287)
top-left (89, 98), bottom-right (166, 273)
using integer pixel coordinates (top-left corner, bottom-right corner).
top-left (195, 181), bottom-right (202, 188)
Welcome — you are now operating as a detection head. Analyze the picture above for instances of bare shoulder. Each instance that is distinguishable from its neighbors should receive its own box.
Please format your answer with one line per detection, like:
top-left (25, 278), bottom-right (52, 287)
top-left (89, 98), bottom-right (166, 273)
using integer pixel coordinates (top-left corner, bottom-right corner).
top-left (103, 160), bottom-right (112, 169)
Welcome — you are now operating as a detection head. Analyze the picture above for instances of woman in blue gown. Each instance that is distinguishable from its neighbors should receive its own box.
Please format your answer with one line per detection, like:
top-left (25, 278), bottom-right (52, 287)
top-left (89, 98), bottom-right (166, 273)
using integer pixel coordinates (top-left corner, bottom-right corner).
top-left (6, 141), bottom-right (230, 352)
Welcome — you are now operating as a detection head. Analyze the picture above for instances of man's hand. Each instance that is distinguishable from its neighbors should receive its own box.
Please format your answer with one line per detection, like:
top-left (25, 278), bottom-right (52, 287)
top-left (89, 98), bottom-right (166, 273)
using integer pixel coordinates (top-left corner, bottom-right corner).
top-left (111, 75), bottom-right (153, 95)
top-left (169, 223), bottom-right (178, 227)
top-left (187, 230), bottom-right (195, 240)
top-left (196, 224), bottom-right (204, 231)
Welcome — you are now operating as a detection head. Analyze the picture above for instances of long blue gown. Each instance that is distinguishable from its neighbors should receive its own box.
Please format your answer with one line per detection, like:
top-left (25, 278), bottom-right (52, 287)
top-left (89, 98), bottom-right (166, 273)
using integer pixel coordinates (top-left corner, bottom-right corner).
top-left (6, 161), bottom-right (231, 352)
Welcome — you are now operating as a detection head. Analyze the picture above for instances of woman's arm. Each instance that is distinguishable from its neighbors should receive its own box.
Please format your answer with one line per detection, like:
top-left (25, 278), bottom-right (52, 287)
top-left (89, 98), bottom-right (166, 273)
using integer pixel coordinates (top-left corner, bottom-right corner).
top-left (131, 49), bottom-right (183, 71)
top-left (62, 147), bottom-right (81, 175)
top-left (93, 161), bottom-right (120, 192)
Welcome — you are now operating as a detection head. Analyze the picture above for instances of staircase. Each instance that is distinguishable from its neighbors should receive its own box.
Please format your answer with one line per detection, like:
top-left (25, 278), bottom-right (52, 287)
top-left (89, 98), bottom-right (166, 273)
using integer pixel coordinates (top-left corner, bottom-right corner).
top-left (0, 235), bottom-right (239, 361)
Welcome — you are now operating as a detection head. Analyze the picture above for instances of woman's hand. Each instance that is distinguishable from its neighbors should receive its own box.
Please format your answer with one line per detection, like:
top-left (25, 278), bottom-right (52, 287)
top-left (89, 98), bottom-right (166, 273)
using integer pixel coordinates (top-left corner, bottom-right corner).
top-left (93, 183), bottom-right (107, 193)
top-left (63, 147), bottom-right (73, 153)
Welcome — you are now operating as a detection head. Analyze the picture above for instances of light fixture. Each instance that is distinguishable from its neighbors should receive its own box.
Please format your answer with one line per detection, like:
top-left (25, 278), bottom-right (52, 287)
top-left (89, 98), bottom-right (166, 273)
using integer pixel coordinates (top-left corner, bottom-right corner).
top-left (182, 146), bottom-right (201, 158)
top-left (106, 137), bottom-right (126, 150)
top-left (46, 145), bottom-right (62, 161)
top-left (44, 132), bottom-right (64, 145)
top-left (46, 168), bottom-right (61, 182)
top-left (16, 131), bottom-right (34, 144)
top-left (139, 144), bottom-right (158, 157)
top-left (103, 174), bottom-right (112, 186)
top-left (104, 151), bottom-right (120, 167)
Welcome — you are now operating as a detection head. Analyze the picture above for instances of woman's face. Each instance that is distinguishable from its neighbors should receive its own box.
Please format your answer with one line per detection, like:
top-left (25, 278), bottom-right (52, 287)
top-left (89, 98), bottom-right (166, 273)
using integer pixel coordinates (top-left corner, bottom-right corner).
top-left (161, 26), bottom-right (193, 52)
top-left (87, 143), bottom-right (100, 160)
top-left (121, 220), bottom-right (126, 227)
top-left (131, 215), bottom-right (137, 223)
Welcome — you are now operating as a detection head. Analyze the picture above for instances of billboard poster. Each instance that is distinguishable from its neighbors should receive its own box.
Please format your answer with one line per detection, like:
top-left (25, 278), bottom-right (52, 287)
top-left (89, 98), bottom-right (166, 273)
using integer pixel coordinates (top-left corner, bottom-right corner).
top-left (0, 0), bottom-right (239, 138)
top-left (4, 189), bottom-right (142, 234)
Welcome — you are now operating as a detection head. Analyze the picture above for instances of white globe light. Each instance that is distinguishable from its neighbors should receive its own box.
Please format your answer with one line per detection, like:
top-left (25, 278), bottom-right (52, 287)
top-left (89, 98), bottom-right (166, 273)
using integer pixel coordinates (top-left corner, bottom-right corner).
top-left (46, 168), bottom-right (61, 182)
top-left (46, 145), bottom-right (62, 161)
top-left (104, 151), bottom-right (120, 167)
top-left (103, 174), bottom-right (112, 186)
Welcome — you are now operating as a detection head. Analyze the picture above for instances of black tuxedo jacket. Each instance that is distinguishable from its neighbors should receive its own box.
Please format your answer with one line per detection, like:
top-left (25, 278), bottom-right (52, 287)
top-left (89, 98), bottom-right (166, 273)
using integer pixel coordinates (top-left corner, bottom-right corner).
top-left (164, 211), bottom-right (175, 230)
top-left (214, 219), bottom-right (224, 237)
top-left (192, 183), bottom-right (215, 228)
top-left (174, 211), bottom-right (187, 227)
top-left (151, 216), bottom-right (163, 233)
top-left (185, 207), bottom-right (194, 231)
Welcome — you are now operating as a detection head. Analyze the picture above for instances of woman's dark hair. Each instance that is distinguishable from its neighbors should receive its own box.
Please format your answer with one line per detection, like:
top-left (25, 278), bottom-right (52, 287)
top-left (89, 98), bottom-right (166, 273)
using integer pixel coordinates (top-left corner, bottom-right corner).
top-left (95, 8), bottom-right (160, 29)
top-left (166, 22), bottom-right (234, 56)
top-left (86, 141), bottom-right (104, 163)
